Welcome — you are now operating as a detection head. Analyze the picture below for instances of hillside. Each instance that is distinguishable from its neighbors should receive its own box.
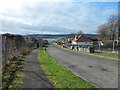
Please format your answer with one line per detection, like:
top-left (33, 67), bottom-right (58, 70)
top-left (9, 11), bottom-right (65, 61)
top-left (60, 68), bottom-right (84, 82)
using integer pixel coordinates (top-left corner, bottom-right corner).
top-left (27, 34), bottom-right (97, 39)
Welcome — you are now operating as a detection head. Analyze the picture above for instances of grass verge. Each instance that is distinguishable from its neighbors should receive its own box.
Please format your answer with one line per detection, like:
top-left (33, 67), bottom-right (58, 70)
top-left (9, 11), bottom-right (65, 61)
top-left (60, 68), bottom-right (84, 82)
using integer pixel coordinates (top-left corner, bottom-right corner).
top-left (38, 48), bottom-right (96, 89)
top-left (92, 52), bottom-right (119, 59)
top-left (56, 43), bottom-right (119, 60)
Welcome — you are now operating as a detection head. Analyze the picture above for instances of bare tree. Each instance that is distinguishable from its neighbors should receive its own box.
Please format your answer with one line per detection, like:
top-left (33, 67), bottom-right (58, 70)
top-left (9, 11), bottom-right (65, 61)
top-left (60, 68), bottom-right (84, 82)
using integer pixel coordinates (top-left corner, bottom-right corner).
top-left (69, 33), bottom-right (75, 38)
top-left (107, 15), bottom-right (118, 52)
top-left (96, 15), bottom-right (118, 52)
top-left (107, 15), bottom-right (118, 40)
top-left (97, 15), bottom-right (118, 41)
top-left (97, 23), bottom-right (109, 40)
top-left (78, 30), bottom-right (83, 35)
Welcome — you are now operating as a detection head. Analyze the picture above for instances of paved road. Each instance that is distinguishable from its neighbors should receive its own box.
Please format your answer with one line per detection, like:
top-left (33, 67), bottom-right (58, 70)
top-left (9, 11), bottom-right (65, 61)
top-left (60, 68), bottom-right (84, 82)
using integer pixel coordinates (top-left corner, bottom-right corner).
top-left (47, 44), bottom-right (118, 88)
top-left (21, 49), bottom-right (54, 89)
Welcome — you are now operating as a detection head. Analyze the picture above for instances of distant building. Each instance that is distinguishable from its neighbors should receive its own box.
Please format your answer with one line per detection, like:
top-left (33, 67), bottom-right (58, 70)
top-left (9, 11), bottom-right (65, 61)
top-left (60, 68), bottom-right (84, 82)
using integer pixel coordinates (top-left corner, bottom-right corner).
top-left (72, 34), bottom-right (93, 46)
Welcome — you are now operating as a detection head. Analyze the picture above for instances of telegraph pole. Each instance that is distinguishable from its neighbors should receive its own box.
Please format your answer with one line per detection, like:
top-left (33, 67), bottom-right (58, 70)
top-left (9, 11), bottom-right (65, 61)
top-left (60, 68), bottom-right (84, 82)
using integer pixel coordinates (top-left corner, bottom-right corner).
top-left (99, 41), bottom-right (101, 51)
top-left (112, 31), bottom-right (115, 53)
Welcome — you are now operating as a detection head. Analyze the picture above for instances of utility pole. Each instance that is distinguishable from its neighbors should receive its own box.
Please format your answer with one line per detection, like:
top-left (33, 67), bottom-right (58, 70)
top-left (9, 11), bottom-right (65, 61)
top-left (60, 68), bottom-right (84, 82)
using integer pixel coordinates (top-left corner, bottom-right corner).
top-left (112, 31), bottom-right (115, 53)
top-left (99, 41), bottom-right (101, 51)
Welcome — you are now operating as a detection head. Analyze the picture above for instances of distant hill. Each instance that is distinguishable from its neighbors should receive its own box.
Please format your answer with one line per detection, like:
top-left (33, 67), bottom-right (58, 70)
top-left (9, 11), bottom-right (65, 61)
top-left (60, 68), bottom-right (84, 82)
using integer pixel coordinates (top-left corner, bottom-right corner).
top-left (27, 34), bottom-right (97, 39)
top-left (84, 34), bottom-right (98, 37)
top-left (2, 33), bottom-right (97, 39)
top-left (27, 34), bottom-right (70, 39)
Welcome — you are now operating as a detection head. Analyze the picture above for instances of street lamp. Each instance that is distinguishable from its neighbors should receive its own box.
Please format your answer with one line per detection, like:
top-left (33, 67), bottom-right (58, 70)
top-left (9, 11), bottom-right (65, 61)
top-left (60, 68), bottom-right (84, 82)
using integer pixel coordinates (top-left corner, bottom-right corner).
top-left (112, 33), bottom-right (115, 53)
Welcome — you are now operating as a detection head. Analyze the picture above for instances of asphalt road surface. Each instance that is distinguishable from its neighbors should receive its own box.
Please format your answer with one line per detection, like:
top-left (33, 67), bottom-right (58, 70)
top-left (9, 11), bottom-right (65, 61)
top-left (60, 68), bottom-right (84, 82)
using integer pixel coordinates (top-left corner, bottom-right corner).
top-left (46, 44), bottom-right (118, 88)
top-left (21, 49), bottom-right (54, 89)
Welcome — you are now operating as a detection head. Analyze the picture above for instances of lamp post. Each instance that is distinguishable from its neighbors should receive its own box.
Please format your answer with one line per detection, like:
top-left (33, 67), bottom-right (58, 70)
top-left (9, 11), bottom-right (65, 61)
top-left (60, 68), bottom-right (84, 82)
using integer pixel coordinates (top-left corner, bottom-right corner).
top-left (98, 41), bottom-right (101, 51)
top-left (112, 32), bottom-right (115, 53)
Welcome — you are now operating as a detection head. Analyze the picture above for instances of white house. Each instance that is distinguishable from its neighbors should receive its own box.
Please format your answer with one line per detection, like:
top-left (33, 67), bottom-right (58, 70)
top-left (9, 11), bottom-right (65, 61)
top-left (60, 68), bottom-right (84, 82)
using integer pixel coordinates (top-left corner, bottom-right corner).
top-left (72, 34), bottom-right (93, 46)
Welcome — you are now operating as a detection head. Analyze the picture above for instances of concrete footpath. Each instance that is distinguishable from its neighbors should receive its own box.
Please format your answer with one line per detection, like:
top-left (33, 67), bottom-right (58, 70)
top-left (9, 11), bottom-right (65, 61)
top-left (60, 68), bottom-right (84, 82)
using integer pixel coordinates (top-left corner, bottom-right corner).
top-left (21, 49), bottom-right (54, 89)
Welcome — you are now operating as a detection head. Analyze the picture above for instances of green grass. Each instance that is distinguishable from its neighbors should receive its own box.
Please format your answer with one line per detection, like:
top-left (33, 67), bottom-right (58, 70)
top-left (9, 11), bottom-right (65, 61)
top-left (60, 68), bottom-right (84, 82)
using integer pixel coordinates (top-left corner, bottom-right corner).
top-left (38, 48), bottom-right (96, 89)
top-left (92, 52), bottom-right (119, 59)
top-left (56, 43), bottom-right (119, 60)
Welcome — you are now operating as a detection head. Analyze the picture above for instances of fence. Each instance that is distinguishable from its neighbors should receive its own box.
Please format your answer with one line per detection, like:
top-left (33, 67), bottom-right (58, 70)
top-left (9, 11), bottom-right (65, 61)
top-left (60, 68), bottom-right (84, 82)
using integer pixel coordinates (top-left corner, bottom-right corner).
top-left (64, 40), bottom-right (119, 54)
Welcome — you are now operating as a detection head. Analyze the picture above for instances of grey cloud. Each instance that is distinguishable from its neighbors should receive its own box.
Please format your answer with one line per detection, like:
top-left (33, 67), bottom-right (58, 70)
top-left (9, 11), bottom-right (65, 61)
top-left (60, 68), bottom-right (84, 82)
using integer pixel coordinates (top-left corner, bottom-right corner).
top-left (1, 2), bottom-right (118, 34)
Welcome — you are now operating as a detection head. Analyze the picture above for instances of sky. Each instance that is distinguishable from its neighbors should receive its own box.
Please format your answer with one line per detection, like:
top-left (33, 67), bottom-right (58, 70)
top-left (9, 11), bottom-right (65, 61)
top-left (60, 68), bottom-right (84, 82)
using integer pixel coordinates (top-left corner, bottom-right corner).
top-left (0, 0), bottom-right (118, 35)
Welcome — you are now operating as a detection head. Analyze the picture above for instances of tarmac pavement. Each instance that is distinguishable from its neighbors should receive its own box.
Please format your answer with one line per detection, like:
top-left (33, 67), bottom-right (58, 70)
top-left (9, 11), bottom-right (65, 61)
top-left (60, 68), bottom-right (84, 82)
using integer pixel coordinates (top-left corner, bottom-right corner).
top-left (21, 49), bottom-right (54, 89)
top-left (47, 44), bottom-right (118, 88)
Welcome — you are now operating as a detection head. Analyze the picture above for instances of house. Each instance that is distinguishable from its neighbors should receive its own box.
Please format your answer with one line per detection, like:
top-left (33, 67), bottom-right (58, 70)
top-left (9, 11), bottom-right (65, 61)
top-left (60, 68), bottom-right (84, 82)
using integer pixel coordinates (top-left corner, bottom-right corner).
top-left (72, 34), bottom-right (93, 47)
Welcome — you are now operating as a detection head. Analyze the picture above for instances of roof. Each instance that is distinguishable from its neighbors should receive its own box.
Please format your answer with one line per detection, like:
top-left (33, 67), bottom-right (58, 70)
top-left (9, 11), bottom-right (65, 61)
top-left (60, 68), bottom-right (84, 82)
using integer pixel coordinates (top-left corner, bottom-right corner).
top-left (73, 34), bottom-right (92, 42)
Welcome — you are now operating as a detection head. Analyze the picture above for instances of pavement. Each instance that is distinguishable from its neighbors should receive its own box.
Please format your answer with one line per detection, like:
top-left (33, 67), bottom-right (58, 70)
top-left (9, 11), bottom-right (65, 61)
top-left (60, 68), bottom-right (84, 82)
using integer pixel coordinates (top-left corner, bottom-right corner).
top-left (21, 49), bottom-right (54, 89)
top-left (46, 44), bottom-right (118, 88)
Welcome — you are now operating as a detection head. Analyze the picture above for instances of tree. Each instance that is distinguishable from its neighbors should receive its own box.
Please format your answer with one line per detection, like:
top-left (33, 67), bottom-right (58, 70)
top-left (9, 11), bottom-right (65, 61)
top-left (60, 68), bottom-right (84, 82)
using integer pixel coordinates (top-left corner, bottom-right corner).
top-left (97, 23), bottom-right (109, 40)
top-left (107, 15), bottom-right (118, 52)
top-left (107, 15), bottom-right (118, 41)
top-left (78, 30), bottom-right (83, 35)
top-left (97, 15), bottom-right (118, 52)
top-left (97, 15), bottom-right (118, 41)
top-left (69, 33), bottom-right (75, 38)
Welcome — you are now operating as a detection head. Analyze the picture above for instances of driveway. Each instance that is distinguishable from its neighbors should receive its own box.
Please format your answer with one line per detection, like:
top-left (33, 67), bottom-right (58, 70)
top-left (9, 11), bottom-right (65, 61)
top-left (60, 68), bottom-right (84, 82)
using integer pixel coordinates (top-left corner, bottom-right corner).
top-left (46, 44), bottom-right (118, 88)
top-left (21, 49), bottom-right (54, 89)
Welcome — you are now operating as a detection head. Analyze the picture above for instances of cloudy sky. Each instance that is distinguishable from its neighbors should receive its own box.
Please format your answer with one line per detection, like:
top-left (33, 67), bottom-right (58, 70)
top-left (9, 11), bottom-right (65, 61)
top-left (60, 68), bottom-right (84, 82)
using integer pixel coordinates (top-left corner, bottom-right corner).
top-left (0, 0), bottom-right (118, 35)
